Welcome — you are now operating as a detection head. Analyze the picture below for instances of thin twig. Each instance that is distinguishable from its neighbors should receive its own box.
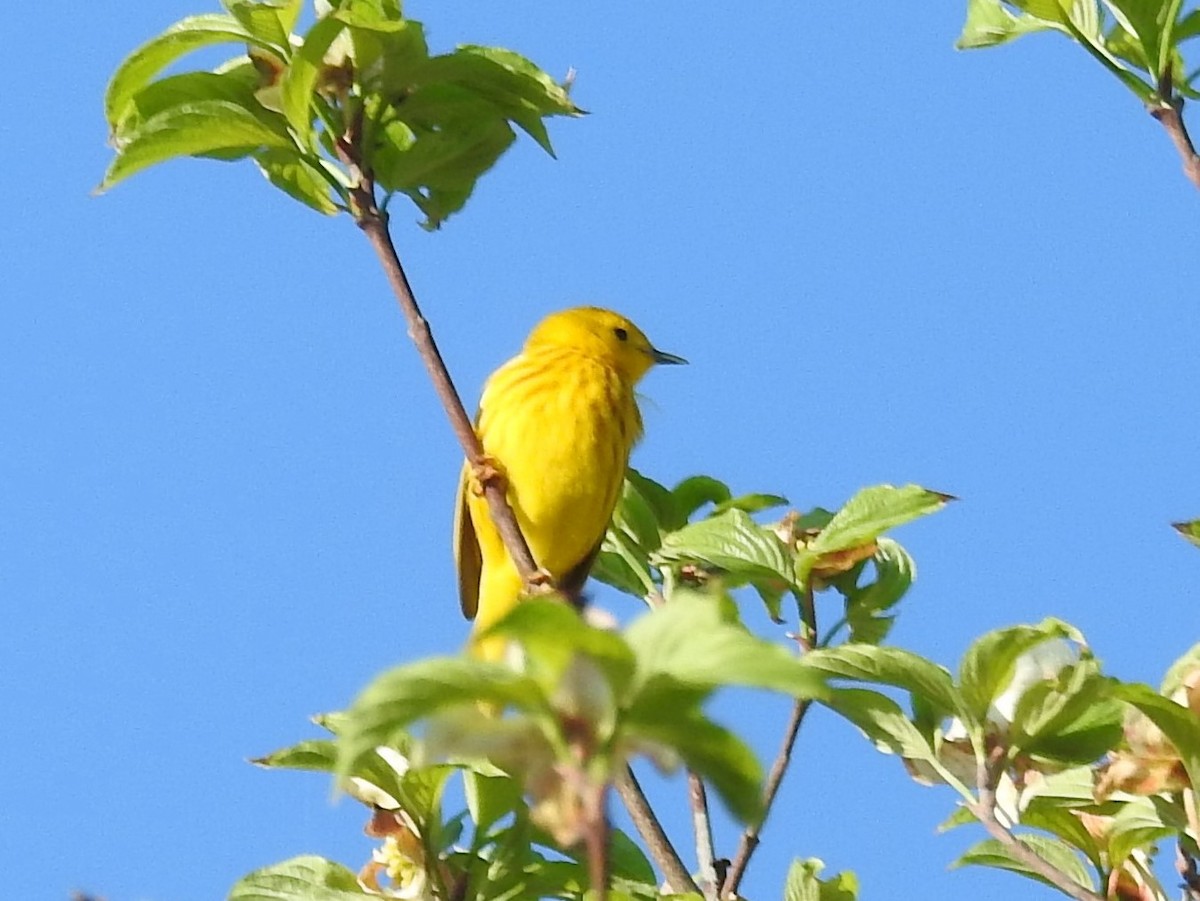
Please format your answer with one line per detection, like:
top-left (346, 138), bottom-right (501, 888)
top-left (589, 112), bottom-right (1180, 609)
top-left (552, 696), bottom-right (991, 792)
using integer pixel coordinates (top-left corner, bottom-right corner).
top-left (615, 766), bottom-right (699, 895)
top-left (721, 582), bottom-right (818, 898)
top-left (583, 783), bottom-right (610, 901)
top-left (687, 771), bottom-right (718, 900)
top-left (1150, 72), bottom-right (1200, 190)
top-left (334, 116), bottom-right (540, 586)
top-left (967, 746), bottom-right (1104, 901)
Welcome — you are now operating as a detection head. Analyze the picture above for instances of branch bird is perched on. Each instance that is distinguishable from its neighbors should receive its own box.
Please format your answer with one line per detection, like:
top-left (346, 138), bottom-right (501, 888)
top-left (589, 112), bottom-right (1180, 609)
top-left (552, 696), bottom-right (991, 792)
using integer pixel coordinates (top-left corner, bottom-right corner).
top-left (454, 306), bottom-right (686, 660)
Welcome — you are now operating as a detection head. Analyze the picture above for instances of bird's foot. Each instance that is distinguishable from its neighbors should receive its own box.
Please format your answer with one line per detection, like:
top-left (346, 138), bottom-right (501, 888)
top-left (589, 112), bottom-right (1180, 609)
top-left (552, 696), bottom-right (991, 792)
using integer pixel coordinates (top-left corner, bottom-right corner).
top-left (468, 454), bottom-right (507, 496)
top-left (524, 568), bottom-right (558, 595)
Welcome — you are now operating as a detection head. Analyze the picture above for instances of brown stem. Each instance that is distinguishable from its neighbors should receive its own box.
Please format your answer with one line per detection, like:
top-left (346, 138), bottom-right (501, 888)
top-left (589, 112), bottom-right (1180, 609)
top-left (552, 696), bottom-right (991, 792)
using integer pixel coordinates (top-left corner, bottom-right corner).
top-left (722, 584), bottom-right (818, 898)
top-left (334, 118), bottom-right (540, 585)
top-left (687, 771), bottom-right (718, 900)
top-left (967, 748), bottom-right (1104, 901)
top-left (583, 783), bottom-right (610, 901)
top-left (615, 766), bottom-right (700, 895)
top-left (1151, 72), bottom-right (1200, 190)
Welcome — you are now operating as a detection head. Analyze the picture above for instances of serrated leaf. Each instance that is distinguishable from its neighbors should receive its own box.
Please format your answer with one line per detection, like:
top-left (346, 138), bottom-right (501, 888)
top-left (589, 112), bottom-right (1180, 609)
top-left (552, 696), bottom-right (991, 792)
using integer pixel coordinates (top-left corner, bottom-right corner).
top-left (104, 14), bottom-right (264, 127)
top-left (952, 834), bottom-right (1096, 894)
top-left (100, 100), bottom-right (293, 191)
top-left (655, 509), bottom-right (795, 587)
top-left (1112, 682), bottom-right (1200, 791)
top-left (1106, 794), bottom-right (1179, 867)
top-left (958, 619), bottom-right (1078, 723)
top-left (611, 473), bottom-right (669, 555)
top-left (229, 855), bottom-right (372, 900)
top-left (336, 656), bottom-right (546, 779)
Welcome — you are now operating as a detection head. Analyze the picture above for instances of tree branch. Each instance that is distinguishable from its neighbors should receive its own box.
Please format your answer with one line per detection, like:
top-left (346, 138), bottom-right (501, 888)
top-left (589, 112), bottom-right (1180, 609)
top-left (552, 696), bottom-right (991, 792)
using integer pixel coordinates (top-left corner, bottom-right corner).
top-left (967, 747), bottom-right (1104, 901)
top-left (1151, 73), bottom-right (1200, 191)
top-left (335, 121), bottom-right (540, 584)
top-left (583, 783), bottom-right (610, 901)
top-left (615, 766), bottom-right (699, 895)
top-left (687, 771), bottom-right (718, 900)
top-left (722, 579), bottom-right (818, 898)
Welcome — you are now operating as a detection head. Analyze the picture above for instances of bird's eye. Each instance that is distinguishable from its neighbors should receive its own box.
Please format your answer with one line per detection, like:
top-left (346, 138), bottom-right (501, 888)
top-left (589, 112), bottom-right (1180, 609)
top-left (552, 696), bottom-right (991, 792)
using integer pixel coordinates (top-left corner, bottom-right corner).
top-left (613, 327), bottom-right (628, 342)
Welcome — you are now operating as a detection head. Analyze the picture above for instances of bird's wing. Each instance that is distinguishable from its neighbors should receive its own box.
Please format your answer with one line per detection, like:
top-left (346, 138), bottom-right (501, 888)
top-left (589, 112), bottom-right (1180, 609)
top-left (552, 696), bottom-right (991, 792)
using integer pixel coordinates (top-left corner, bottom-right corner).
top-left (453, 463), bottom-right (482, 620)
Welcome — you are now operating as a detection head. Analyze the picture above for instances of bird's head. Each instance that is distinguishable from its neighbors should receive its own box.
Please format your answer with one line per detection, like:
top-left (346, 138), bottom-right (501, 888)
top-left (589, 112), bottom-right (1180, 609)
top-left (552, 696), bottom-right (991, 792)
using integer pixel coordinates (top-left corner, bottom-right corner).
top-left (524, 306), bottom-right (686, 383)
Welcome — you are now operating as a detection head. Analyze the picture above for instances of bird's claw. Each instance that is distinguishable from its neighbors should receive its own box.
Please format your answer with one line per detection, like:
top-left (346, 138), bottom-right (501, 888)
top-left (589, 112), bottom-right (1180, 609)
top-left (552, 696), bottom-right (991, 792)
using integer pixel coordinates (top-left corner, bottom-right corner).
top-left (469, 454), bottom-right (507, 497)
top-left (524, 568), bottom-right (558, 595)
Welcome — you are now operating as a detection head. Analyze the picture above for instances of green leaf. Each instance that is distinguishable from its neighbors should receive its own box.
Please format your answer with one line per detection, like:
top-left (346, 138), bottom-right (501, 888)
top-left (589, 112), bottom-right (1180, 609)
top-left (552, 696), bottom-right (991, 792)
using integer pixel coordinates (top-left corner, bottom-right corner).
top-left (671, 475), bottom-right (732, 521)
top-left (803, 644), bottom-right (965, 725)
top-left (820, 687), bottom-right (942, 763)
top-left (797, 485), bottom-right (946, 590)
top-left (957, 619), bottom-right (1078, 723)
top-left (255, 148), bottom-right (341, 213)
top-left (104, 14), bottom-right (264, 127)
top-left (282, 15), bottom-right (347, 138)
top-left (593, 534), bottom-right (656, 599)
top-left (229, 855), bottom-right (372, 900)
top-left (372, 83), bottom-right (517, 229)
top-left (1103, 0), bottom-right (1175, 78)
top-left (631, 707), bottom-right (763, 824)
top-left (956, 0), bottom-right (1063, 48)
top-left (416, 45), bottom-right (581, 155)
top-left (1008, 660), bottom-right (1123, 765)
top-left (486, 598), bottom-right (636, 696)
top-left (623, 590), bottom-right (826, 704)
top-left (1173, 518), bottom-right (1200, 549)
top-left (464, 770), bottom-right (522, 834)
top-left (784, 858), bottom-right (859, 901)
top-left (99, 100), bottom-right (294, 191)
top-left (655, 509), bottom-right (795, 588)
top-left (952, 834), bottom-right (1096, 894)
top-left (805, 484), bottom-right (949, 559)
top-left (712, 493), bottom-right (789, 516)
top-left (226, 0), bottom-right (295, 51)
top-left (109, 66), bottom-right (265, 138)
top-left (1107, 795), bottom-right (1177, 868)
top-left (1111, 681), bottom-right (1200, 792)
top-left (1162, 640), bottom-right (1200, 694)
top-left (612, 473), bottom-right (670, 555)
top-left (336, 656), bottom-right (546, 778)
top-left (842, 538), bottom-right (914, 645)
top-left (1019, 800), bottom-right (1105, 871)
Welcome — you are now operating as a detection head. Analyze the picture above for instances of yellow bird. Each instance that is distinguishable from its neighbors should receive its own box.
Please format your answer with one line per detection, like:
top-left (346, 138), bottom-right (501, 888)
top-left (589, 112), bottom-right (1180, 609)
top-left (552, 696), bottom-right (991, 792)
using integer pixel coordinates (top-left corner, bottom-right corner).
top-left (454, 306), bottom-right (686, 660)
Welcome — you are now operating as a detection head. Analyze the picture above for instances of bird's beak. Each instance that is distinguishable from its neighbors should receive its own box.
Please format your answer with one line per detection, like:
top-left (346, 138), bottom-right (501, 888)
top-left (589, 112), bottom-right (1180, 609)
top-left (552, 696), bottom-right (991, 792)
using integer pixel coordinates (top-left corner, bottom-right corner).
top-left (650, 347), bottom-right (688, 365)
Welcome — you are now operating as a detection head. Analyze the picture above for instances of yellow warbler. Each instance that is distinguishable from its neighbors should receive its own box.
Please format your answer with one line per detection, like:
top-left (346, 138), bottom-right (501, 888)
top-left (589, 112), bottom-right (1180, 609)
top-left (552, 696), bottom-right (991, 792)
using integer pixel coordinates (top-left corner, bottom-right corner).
top-left (453, 306), bottom-right (685, 660)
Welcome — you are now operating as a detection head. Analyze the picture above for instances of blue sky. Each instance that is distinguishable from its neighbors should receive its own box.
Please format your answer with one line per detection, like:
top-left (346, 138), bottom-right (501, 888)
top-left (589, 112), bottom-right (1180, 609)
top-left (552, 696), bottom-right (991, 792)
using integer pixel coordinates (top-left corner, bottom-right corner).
top-left (5, 3), bottom-right (1200, 900)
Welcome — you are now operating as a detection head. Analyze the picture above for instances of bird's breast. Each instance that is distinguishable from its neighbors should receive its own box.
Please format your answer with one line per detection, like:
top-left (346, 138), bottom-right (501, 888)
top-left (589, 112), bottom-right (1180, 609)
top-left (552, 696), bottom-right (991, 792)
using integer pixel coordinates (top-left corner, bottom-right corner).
top-left (476, 350), bottom-right (641, 572)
